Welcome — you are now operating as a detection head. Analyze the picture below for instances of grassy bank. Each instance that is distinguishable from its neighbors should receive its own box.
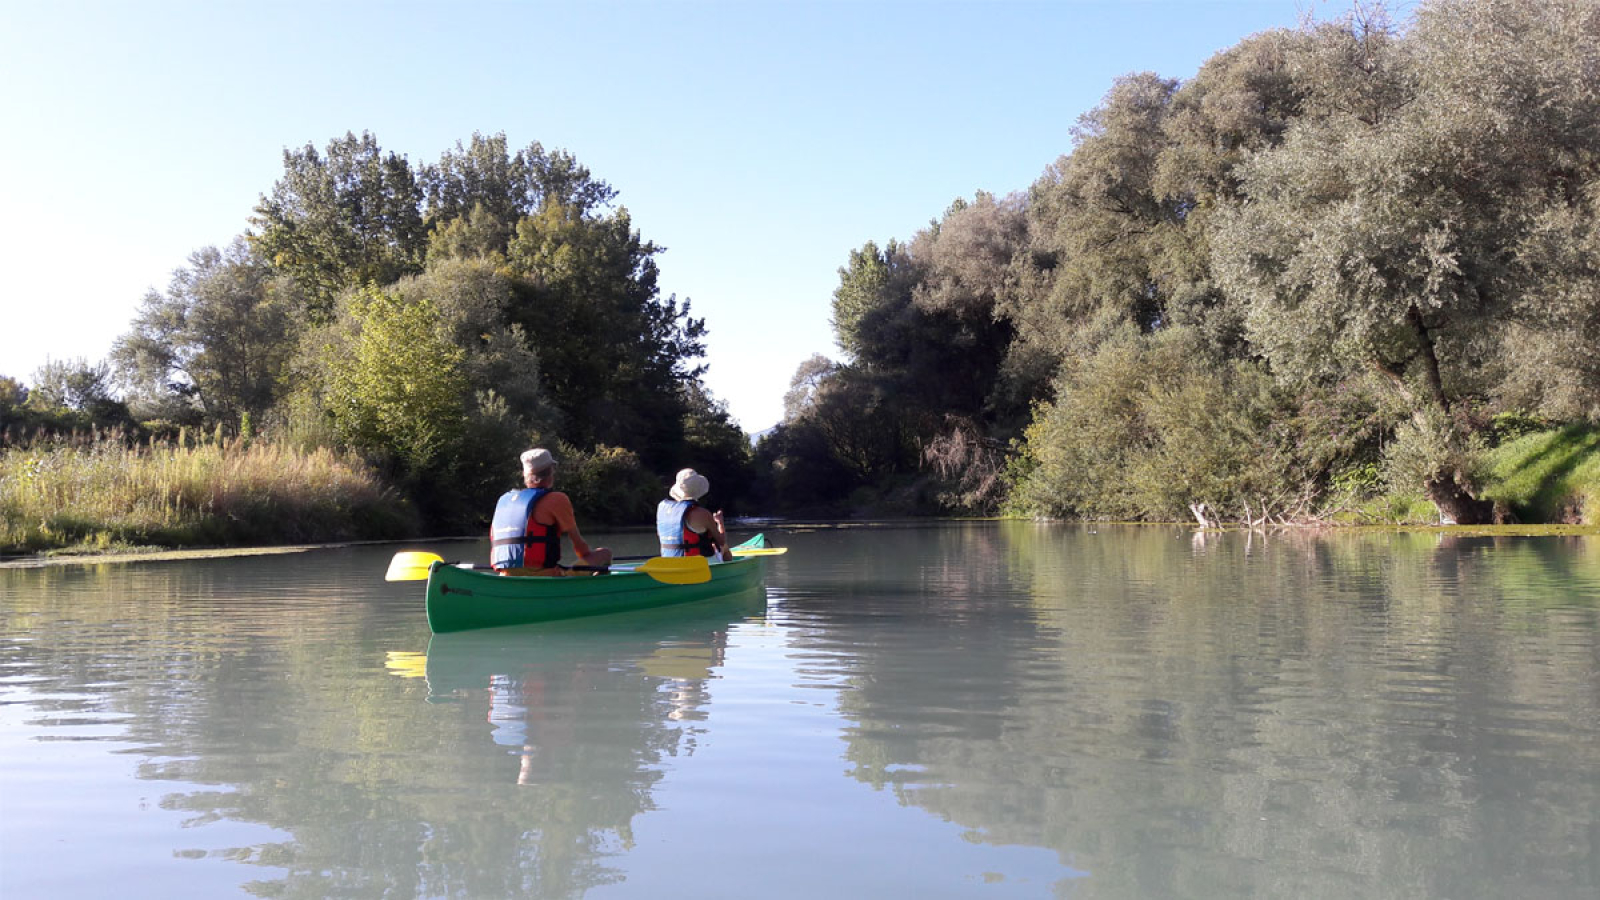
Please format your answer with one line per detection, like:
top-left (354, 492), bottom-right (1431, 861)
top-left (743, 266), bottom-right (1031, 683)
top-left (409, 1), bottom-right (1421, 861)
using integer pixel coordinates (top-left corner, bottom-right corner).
top-left (0, 437), bottom-right (419, 555)
top-left (1333, 425), bottom-right (1599, 526)
top-left (1481, 424), bottom-right (1599, 525)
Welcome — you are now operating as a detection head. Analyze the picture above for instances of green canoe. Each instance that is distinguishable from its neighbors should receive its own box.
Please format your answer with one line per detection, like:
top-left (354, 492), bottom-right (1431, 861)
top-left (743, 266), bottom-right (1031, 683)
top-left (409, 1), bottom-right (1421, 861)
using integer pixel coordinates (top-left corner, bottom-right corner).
top-left (424, 556), bottom-right (766, 633)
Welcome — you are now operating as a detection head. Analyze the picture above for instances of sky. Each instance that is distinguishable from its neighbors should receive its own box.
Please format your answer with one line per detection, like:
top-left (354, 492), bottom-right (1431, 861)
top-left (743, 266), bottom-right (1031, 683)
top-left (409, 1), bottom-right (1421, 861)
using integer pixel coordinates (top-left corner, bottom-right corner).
top-left (0, 0), bottom-right (1333, 432)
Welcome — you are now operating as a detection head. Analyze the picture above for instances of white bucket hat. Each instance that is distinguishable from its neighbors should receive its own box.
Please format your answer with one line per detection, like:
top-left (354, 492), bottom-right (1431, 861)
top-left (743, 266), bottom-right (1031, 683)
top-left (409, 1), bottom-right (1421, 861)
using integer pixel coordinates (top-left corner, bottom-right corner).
top-left (669, 468), bottom-right (709, 501)
top-left (521, 448), bottom-right (556, 475)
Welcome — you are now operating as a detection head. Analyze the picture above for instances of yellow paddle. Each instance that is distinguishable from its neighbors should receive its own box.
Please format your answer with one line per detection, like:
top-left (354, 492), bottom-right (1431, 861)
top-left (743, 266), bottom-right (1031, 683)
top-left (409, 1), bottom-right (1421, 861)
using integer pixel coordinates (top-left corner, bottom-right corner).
top-left (618, 555), bottom-right (712, 584)
top-left (385, 551), bottom-right (445, 581)
top-left (383, 551), bottom-right (711, 584)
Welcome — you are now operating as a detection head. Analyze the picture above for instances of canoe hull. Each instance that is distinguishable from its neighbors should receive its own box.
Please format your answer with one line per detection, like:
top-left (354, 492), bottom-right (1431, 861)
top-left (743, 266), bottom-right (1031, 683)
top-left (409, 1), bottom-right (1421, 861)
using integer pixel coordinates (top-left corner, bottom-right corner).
top-left (424, 557), bottom-right (764, 633)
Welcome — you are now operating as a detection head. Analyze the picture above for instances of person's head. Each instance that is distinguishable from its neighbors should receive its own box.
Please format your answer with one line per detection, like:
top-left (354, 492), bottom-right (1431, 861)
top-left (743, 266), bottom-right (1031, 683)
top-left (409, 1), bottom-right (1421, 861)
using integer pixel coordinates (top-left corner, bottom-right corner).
top-left (521, 448), bottom-right (556, 488)
top-left (669, 467), bottom-right (710, 502)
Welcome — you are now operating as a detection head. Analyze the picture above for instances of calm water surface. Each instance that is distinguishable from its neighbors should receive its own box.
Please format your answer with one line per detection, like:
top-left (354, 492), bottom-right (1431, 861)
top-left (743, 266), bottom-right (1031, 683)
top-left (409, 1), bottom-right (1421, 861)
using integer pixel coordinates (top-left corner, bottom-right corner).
top-left (3, 523), bottom-right (1598, 898)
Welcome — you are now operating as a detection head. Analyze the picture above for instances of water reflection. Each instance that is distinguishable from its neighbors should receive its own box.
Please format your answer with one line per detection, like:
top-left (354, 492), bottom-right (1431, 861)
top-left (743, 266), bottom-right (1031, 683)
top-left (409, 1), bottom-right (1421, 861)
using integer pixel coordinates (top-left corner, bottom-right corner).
top-left (808, 523), bottom-right (1600, 899)
top-left (420, 590), bottom-right (764, 781)
top-left (0, 551), bottom-right (767, 899)
top-left (4, 530), bottom-right (1599, 898)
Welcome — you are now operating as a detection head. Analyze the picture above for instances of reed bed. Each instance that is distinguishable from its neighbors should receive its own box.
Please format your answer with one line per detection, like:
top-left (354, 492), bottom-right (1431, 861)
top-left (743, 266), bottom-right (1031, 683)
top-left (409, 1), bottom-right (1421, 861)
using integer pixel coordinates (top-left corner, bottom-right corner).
top-left (0, 436), bottom-right (419, 554)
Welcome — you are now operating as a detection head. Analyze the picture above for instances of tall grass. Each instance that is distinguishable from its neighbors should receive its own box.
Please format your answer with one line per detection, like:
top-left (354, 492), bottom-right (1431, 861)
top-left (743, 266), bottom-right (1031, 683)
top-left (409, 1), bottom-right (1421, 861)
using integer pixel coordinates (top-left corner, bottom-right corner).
top-left (1481, 425), bottom-right (1599, 525)
top-left (0, 435), bottom-right (419, 554)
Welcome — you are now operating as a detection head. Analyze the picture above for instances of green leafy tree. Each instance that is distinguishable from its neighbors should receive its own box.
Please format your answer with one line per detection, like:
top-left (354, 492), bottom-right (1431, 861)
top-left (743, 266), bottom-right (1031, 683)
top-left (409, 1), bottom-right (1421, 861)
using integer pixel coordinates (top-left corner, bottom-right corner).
top-left (320, 286), bottom-right (470, 475)
top-left (832, 196), bottom-right (1028, 423)
top-left (251, 131), bottom-right (427, 318)
top-left (421, 132), bottom-right (618, 237)
top-left (387, 258), bottom-right (556, 432)
top-left (906, 193), bottom-right (1029, 424)
top-left (110, 238), bottom-right (296, 428)
top-left (1008, 327), bottom-right (1304, 523)
top-left (831, 239), bottom-right (916, 364)
top-left (0, 375), bottom-right (30, 438)
top-left (505, 201), bottom-right (706, 467)
top-left (1024, 72), bottom-right (1181, 346)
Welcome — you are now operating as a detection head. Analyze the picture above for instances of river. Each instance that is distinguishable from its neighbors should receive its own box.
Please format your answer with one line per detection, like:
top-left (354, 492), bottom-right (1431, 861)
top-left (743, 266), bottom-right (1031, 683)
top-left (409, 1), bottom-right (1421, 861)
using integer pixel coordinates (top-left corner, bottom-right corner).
top-left (3, 522), bottom-right (1597, 898)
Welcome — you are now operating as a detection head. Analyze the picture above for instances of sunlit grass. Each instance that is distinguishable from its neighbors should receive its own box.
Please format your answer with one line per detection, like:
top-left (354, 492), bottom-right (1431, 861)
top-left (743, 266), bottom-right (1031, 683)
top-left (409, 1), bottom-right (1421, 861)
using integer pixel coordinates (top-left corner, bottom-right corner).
top-left (0, 435), bottom-right (419, 554)
top-left (1481, 425), bottom-right (1599, 524)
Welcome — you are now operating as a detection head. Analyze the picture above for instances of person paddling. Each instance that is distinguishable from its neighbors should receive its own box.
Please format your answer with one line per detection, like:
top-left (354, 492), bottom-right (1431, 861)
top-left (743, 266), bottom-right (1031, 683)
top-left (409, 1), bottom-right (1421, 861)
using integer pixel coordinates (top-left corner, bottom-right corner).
top-left (491, 448), bottom-right (612, 576)
top-left (657, 468), bottom-right (728, 560)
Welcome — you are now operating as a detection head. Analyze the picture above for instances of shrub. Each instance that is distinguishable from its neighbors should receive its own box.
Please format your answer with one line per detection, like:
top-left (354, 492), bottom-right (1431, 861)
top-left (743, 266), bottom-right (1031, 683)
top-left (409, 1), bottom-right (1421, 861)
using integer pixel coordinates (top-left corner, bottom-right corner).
top-left (550, 444), bottom-right (661, 527)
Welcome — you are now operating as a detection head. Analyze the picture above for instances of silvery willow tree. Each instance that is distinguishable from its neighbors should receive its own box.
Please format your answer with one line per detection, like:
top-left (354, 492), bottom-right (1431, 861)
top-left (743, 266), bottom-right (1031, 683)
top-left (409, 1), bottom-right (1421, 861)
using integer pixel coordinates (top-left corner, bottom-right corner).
top-left (1213, 0), bottom-right (1600, 522)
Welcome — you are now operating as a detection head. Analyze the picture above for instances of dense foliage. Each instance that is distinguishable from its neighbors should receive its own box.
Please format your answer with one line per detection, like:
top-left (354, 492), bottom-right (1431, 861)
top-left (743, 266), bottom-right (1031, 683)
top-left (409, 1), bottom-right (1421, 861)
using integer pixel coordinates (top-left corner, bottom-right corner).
top-left (759, 0), bottom-right (1599, 524)
top-left (6, 132), bottom-right (750, 541)
top-left (8, 0), bottom-right (1596, 542)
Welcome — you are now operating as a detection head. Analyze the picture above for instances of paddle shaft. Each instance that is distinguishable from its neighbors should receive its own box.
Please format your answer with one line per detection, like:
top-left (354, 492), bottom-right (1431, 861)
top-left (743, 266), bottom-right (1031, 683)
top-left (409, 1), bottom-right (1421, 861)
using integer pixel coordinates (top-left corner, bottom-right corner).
top-left (385, 550), bottom-right (711, 584)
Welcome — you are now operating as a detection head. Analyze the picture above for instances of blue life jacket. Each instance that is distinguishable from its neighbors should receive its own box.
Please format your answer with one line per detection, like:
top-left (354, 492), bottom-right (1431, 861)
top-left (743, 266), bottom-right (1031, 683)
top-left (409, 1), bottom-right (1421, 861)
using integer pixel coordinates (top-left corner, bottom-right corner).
top-left (491, 488), bottom-right (558, 570)
top-left (657, 498), bottom-right (721, 557)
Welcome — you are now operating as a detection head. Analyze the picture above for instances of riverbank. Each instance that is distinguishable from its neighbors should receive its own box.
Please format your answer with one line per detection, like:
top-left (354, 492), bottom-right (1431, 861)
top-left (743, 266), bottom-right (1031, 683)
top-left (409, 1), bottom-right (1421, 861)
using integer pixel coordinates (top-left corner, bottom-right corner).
top-left (4, 424), bottom-right (1594, 560)
top-left (0, 437), bottom-right (419, 555)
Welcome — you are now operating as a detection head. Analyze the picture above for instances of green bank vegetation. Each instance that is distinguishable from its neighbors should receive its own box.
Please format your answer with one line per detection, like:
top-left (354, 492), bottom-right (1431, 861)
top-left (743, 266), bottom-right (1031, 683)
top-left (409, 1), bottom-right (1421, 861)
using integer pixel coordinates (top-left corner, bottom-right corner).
top-left (3, 132), bottom-right (751, 553)
top-left (1481, 425), bottom-right (1600, 524)
top-left (759, 0), bottom-right (1599, 526)
top-left (3, 0), bottom-right (1597, 555)
top-left (0, 433), bottom-right (415, 554)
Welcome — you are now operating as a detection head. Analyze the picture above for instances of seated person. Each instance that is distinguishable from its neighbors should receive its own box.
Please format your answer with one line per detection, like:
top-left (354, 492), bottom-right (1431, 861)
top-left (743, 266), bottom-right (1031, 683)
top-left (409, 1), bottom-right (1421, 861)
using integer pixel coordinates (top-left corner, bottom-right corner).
top-left (491, 448), bottom-right (612, 576)
top-left (657, 468), bottom-right (727, 560)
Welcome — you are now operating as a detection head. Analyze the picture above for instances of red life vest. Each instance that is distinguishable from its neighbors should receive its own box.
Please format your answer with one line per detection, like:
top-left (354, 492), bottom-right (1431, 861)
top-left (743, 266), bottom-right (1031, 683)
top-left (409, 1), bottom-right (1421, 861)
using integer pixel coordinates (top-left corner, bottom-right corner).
top-left (657, 498), bottom-right (723, 558)
top-left (490, 488), bottom-right (561, 570)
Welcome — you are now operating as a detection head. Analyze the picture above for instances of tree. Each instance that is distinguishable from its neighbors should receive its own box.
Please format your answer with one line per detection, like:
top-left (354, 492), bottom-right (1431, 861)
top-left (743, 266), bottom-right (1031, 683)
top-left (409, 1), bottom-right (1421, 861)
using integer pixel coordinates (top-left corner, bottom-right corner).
top-left (386, 258), bottom-right (555, 432)
top-left (0, 377), bottom-right (27, 410)
top-left (679, 382), bottom-right (755, 514)
top-left (111, 238), bottom-right (295, 427)
top-left (421, 133), bottom-right (618, 234)
top-left (1212, 0), bottom-right (1600, 522)
top-left (1025, 72), bottom-right (1181, 345)
top-left (505, 201), bottom-right (706, 466)
top-left (1007, 327), bottom-right (1306, 523)
top-left (319, 286), bottom-right (470, 475)
top-left (0, 375), bottom-right (30, 438)
top-left (906, 193), bottom-right (1029, 424)
top-left (26, 357), bottom-right (132, 429)
top-left (251, 131), bottom-right (427, 317)
top-left (831, 240), bottom-right (912, 363)
top-left (783, 354), bottom-right (837, 422)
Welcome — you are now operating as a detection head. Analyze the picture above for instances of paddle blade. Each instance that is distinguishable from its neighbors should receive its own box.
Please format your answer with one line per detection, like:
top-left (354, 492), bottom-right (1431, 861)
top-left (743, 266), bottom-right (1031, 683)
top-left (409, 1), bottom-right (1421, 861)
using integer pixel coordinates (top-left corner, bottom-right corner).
top-left (730, 533), bottom-right (766, 551)
top-left (633, 555), bottom-right (712, 584)
top-left (730, 546), bottom-right (787, 557)
top-left (386, 551), bottom-right (445, 582)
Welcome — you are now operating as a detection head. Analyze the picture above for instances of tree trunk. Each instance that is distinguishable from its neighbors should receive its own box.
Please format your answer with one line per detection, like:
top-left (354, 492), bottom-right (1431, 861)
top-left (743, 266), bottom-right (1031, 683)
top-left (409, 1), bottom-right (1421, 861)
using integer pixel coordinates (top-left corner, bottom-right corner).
top-left (1425, 471), bottom-right (1494, 525)
top-left (1406, 304), bottom-right (1449, 413)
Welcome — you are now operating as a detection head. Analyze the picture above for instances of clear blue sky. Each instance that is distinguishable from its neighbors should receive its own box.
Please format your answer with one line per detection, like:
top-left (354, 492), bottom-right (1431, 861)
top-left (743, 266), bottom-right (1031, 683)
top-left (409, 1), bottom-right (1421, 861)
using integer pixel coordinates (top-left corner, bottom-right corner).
top-left (0, 0), bottom-right (1331, 431)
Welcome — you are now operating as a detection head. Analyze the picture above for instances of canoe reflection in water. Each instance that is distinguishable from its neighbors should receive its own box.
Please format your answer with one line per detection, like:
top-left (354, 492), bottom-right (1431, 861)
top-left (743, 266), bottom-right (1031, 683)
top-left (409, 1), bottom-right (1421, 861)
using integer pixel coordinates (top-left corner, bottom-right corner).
top-left (415, 588), bottom-right (767, 785)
